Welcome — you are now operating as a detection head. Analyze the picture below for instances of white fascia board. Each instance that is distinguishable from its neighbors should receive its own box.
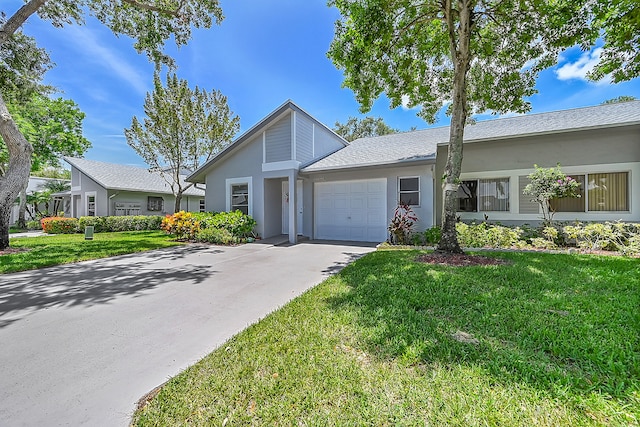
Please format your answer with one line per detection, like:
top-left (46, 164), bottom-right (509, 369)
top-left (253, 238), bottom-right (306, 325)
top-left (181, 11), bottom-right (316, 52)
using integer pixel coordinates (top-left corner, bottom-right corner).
top-left (262, 160), bottom-right (301, 172)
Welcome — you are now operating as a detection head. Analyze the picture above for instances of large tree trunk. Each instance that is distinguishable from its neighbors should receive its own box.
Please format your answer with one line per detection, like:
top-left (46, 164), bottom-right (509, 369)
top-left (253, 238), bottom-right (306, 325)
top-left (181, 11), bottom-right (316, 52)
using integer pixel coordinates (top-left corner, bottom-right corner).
top-left (0, 93), bottom-right (33, 249)
top-left (0, 0), bottom-right (43, 248)
top-left (17, 185), bottom-right (28, 228)
top-left (174, 192), bottom-right (183, 213)
top-left (437, 0), bottom-right (472, 254)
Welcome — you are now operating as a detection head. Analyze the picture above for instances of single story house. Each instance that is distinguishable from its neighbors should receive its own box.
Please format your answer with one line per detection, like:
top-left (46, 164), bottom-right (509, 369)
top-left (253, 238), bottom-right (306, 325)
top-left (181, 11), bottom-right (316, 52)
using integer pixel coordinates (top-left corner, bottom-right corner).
top-left (64, 157), bottom-right (205, 218)
top-left (187, 100), bottom-right (640, 243)
top-left (9, 176), bottom-right (71, 225)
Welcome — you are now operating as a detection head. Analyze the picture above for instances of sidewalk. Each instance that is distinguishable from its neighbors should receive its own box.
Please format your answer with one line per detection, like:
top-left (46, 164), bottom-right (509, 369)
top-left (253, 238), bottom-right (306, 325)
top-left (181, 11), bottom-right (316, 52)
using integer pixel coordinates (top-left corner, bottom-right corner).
top-left (9, 231), bottom-right (46, 238)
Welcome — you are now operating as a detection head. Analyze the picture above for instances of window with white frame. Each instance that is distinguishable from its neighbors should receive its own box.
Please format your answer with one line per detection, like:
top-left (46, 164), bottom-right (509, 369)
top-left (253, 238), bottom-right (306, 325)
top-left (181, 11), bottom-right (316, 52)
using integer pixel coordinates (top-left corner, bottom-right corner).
top-left (147, 196), bottom-right (164, 212)
top-left (87, 194), bottom-right (96, 216)
top-left (550, 171), bottom-right (629, 212)
top-left (399, 177), bottom-right (420, 206)
top-left (199, 199), bottom-right (206, 213)
top-left (231, 183), bottom-right (249, 215)
top-left (457, 178), bottom-right (510, 212)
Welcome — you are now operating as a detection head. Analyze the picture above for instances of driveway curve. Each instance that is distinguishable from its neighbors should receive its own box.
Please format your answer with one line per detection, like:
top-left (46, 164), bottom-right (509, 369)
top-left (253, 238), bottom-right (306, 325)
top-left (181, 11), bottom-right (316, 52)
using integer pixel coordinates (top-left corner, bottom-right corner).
top-left (0, 240), bottom-right (375, 426)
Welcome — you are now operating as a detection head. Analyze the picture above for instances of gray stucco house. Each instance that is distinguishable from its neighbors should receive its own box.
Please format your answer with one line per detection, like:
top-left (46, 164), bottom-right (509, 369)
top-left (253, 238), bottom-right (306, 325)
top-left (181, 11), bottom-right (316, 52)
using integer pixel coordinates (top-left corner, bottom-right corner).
top-left (188, 100), bottom-right (640, 243)
top-left (64, 157), bottom-right (205, 218)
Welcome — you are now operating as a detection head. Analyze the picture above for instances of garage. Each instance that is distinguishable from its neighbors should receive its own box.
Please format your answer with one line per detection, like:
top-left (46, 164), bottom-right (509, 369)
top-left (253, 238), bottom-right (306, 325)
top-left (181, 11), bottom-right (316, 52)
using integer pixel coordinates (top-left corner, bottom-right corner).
top-left (314, 179), bottom-right (387, 242)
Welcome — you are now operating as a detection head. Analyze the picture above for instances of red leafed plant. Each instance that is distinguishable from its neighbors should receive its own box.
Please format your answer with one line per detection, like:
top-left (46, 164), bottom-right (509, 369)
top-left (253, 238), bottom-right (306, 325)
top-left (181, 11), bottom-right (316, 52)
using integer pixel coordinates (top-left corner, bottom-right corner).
top-left (388, 203), bottom-right (418, 245)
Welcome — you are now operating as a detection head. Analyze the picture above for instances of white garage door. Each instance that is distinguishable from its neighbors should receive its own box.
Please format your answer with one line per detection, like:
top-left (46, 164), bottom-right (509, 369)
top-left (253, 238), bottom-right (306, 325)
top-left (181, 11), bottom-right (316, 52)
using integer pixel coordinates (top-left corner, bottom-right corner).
top-left (315, 179), bottom-right (387, 242)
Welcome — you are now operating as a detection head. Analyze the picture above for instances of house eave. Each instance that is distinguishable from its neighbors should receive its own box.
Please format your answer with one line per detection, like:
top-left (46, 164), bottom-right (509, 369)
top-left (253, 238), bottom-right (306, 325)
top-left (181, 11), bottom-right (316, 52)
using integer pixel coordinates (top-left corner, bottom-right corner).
top-left (301, 156), bottom-right (436, 174)
top-left (436, 121), bottom-right (640, 147)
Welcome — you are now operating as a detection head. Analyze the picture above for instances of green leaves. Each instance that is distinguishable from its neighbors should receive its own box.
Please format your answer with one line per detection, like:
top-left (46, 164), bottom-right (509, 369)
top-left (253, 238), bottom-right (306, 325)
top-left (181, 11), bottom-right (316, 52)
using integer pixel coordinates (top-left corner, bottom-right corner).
top-left (125, 72), bottom-right (239, 211)
top-left (333, 116), bottom-right (399, 142)
top-left (329, 0), bottom-right (589, 120)
top-left (31, 0), bottom-right (224, 68)
top-left (523, 164), bottom-right (582, 223)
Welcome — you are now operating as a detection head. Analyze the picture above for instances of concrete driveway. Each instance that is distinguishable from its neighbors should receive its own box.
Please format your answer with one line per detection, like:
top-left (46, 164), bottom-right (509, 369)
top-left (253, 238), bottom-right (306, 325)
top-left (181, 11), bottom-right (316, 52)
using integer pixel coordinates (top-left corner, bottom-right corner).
top-left (0, 240), bottom-right (375, 426)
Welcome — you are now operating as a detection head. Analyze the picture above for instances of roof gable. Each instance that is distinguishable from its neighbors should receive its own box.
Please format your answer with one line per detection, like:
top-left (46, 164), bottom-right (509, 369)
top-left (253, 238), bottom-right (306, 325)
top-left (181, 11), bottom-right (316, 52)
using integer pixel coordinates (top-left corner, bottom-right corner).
top-left (64, 157), bottom-right (205, 196)
top-left (187, 100), bottom-right (348, 182)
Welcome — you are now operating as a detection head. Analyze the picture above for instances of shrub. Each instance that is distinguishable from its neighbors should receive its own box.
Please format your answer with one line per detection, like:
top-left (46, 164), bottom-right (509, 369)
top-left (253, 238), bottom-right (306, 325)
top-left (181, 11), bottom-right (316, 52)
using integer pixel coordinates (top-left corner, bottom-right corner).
top-left (410, 226), bottom-right (442, 246)
top-left (41, 217), bottom-right (79, 234)
top-left (161, 211), bottom-right (201, 240)
top-left (523, 164), bottom-right (581, 224)
top-left (456, 222), bottom-right (524, 248)
top-left (388, 204), bottom-right (418, 245)
top-left (78, 216), bottom-right (108, 232)
top-left (423, 226), bottom-right (442, 245)
top-left (104, 215), bottom-right (163, 232)
top-left (563, 221), bottom-right (639, 254)
top-left (26, 220), bottom-right (41, 230)
top-left (205, 211), bottom-right (256, 238)
top-left (195, 227), bottom-right (238, 245)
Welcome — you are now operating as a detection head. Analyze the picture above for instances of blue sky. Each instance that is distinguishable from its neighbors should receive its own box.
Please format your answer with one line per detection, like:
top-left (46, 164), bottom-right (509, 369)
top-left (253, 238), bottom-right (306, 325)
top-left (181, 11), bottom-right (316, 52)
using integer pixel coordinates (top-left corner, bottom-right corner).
top-left (7, 0), bottom-right (640, 167)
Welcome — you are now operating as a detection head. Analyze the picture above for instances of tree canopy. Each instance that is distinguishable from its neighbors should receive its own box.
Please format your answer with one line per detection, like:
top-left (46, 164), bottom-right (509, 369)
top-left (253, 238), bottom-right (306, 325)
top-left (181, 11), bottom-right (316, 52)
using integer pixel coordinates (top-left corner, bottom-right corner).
top-left (603, 95), bottom-right (637, 104)
top-left (125, 73), bottom-right (239, 213)
top-left (6, 94), bottom-right (91, 171)
top-left (328, 0), bottom-right (631, 253)
top-left (0, 0), bottom-right (225, 249)
top-left (589, 0), bottom-right (640, 83)
top-left (333, 116), bottom-right (399, 142)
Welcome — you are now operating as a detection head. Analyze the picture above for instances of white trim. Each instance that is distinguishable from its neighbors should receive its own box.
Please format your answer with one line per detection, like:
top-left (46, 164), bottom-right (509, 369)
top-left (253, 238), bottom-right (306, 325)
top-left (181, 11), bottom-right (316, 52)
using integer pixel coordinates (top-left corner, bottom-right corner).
top-left (313, 178), bottom-right (388, 242)
top-left (71, 186), bottom-right (81, 192)
top-left (85, 191), bottom-right (97, 217)
top-left (225, 176), bottom-right (253, 216)
top-left (312, 123), bottom-right (316, 158)
top-left (292, 110), bottom-right (297, 160)
top-left (457, 176), bottom-right (511, 213)
top-left (262, 131), bottom-right (266, 164)
top-left (262, 160), bottom-right (301, 172)
top-left (282, 180), bottom-right (303, 235)
top-left (457, 161), bottom-right (639, 222)
top-left (398, 176), bottom-right (421, 207)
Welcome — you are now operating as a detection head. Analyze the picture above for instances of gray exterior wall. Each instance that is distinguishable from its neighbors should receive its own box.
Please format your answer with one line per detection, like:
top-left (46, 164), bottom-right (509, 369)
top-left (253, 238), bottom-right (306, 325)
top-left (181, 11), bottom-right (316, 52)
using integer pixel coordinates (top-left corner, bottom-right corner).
top-left (107, 191), bottom-right (203, 216)
top-left (265, 114), bottom-right (291, 163)
top-left (314, 124), bottom-right (344, 160)
top-left (70, 170), bottom-right (202, 218)
top-left (434, 125), bottom-right (640, 224)
top-left (295, 113), bottom-right (314, 164)
top-left (202, 106), bottom-right (347, 241)
top-left (303, 162), bottom-right (436, 236)
top-left (205, 132), bottom-right (266, 233)
top-left (71, 173), bottom-right (109, 217)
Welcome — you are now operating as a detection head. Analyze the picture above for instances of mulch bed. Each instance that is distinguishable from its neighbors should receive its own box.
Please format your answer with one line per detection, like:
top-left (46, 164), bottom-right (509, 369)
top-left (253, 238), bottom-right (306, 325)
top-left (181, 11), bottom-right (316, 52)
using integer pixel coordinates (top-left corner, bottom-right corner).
top-left (415, 253), bottom-right (510, 267)
top-left (0, 247), bottom-right (30, 256)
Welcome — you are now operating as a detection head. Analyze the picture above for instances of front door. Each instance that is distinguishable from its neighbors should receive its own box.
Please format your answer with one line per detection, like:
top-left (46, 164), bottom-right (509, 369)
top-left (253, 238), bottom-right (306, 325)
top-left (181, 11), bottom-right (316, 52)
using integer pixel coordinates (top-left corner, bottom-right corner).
top-left (282, 180), bottom-right (303, 235)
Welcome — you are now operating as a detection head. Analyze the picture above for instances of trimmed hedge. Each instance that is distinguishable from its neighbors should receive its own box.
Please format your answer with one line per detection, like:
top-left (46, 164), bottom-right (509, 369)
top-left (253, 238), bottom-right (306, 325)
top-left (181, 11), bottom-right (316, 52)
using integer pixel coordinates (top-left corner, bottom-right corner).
top-left (41, 217), bottom-right (79, 234)
top-left (161, 210), bottom-right (257, 244)
top-left (398, 221), bottom-right (640, 256)
top-left (40, 215), bottom-right (163, 234)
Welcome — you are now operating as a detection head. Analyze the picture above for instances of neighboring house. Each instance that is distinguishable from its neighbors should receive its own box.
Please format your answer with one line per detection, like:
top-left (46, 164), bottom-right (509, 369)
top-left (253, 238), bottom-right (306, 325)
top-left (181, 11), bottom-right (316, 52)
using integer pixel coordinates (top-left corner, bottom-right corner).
top-left (9, 176), bottom-right (71, 225)
top-left (64, 157), bottom-right (205, 218)
top-left (188, 100), bottom-right (640, 243)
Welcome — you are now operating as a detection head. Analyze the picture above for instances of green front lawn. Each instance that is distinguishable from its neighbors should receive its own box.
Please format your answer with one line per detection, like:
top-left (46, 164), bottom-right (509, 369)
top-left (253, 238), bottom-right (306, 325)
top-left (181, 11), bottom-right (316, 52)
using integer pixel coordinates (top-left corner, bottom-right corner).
top-left (133, 250), bottom-right (640, 426)
top-left (1, 231), bottom-right (183, 274)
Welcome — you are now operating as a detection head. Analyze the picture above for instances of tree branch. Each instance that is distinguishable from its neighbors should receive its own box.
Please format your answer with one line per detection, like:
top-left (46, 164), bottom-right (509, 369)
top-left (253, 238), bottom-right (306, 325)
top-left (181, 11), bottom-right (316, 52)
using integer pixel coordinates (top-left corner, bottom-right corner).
top-left (0, 0), bottom-right (47, 45)
top-left (120, 0), bottom-right (186, 17)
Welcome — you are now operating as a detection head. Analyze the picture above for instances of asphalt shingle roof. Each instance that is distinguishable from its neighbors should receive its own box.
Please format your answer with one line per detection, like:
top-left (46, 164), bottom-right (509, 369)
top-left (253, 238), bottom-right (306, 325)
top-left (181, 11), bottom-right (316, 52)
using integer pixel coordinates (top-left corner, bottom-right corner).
top-left (303, 100), bottom-right (640, 172)
top-left (64, 157), bottom-right (205, 196)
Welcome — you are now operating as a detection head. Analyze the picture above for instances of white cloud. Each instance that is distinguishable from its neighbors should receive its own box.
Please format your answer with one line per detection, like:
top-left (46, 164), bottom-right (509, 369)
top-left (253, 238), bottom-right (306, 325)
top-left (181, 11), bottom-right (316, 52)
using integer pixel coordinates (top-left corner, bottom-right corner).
top-left (65, 25), bottom-right (149, 96)
top-left (401, 95), bottom-right (418, 110)
top-left (555, 48), bottom-right (611, 85)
